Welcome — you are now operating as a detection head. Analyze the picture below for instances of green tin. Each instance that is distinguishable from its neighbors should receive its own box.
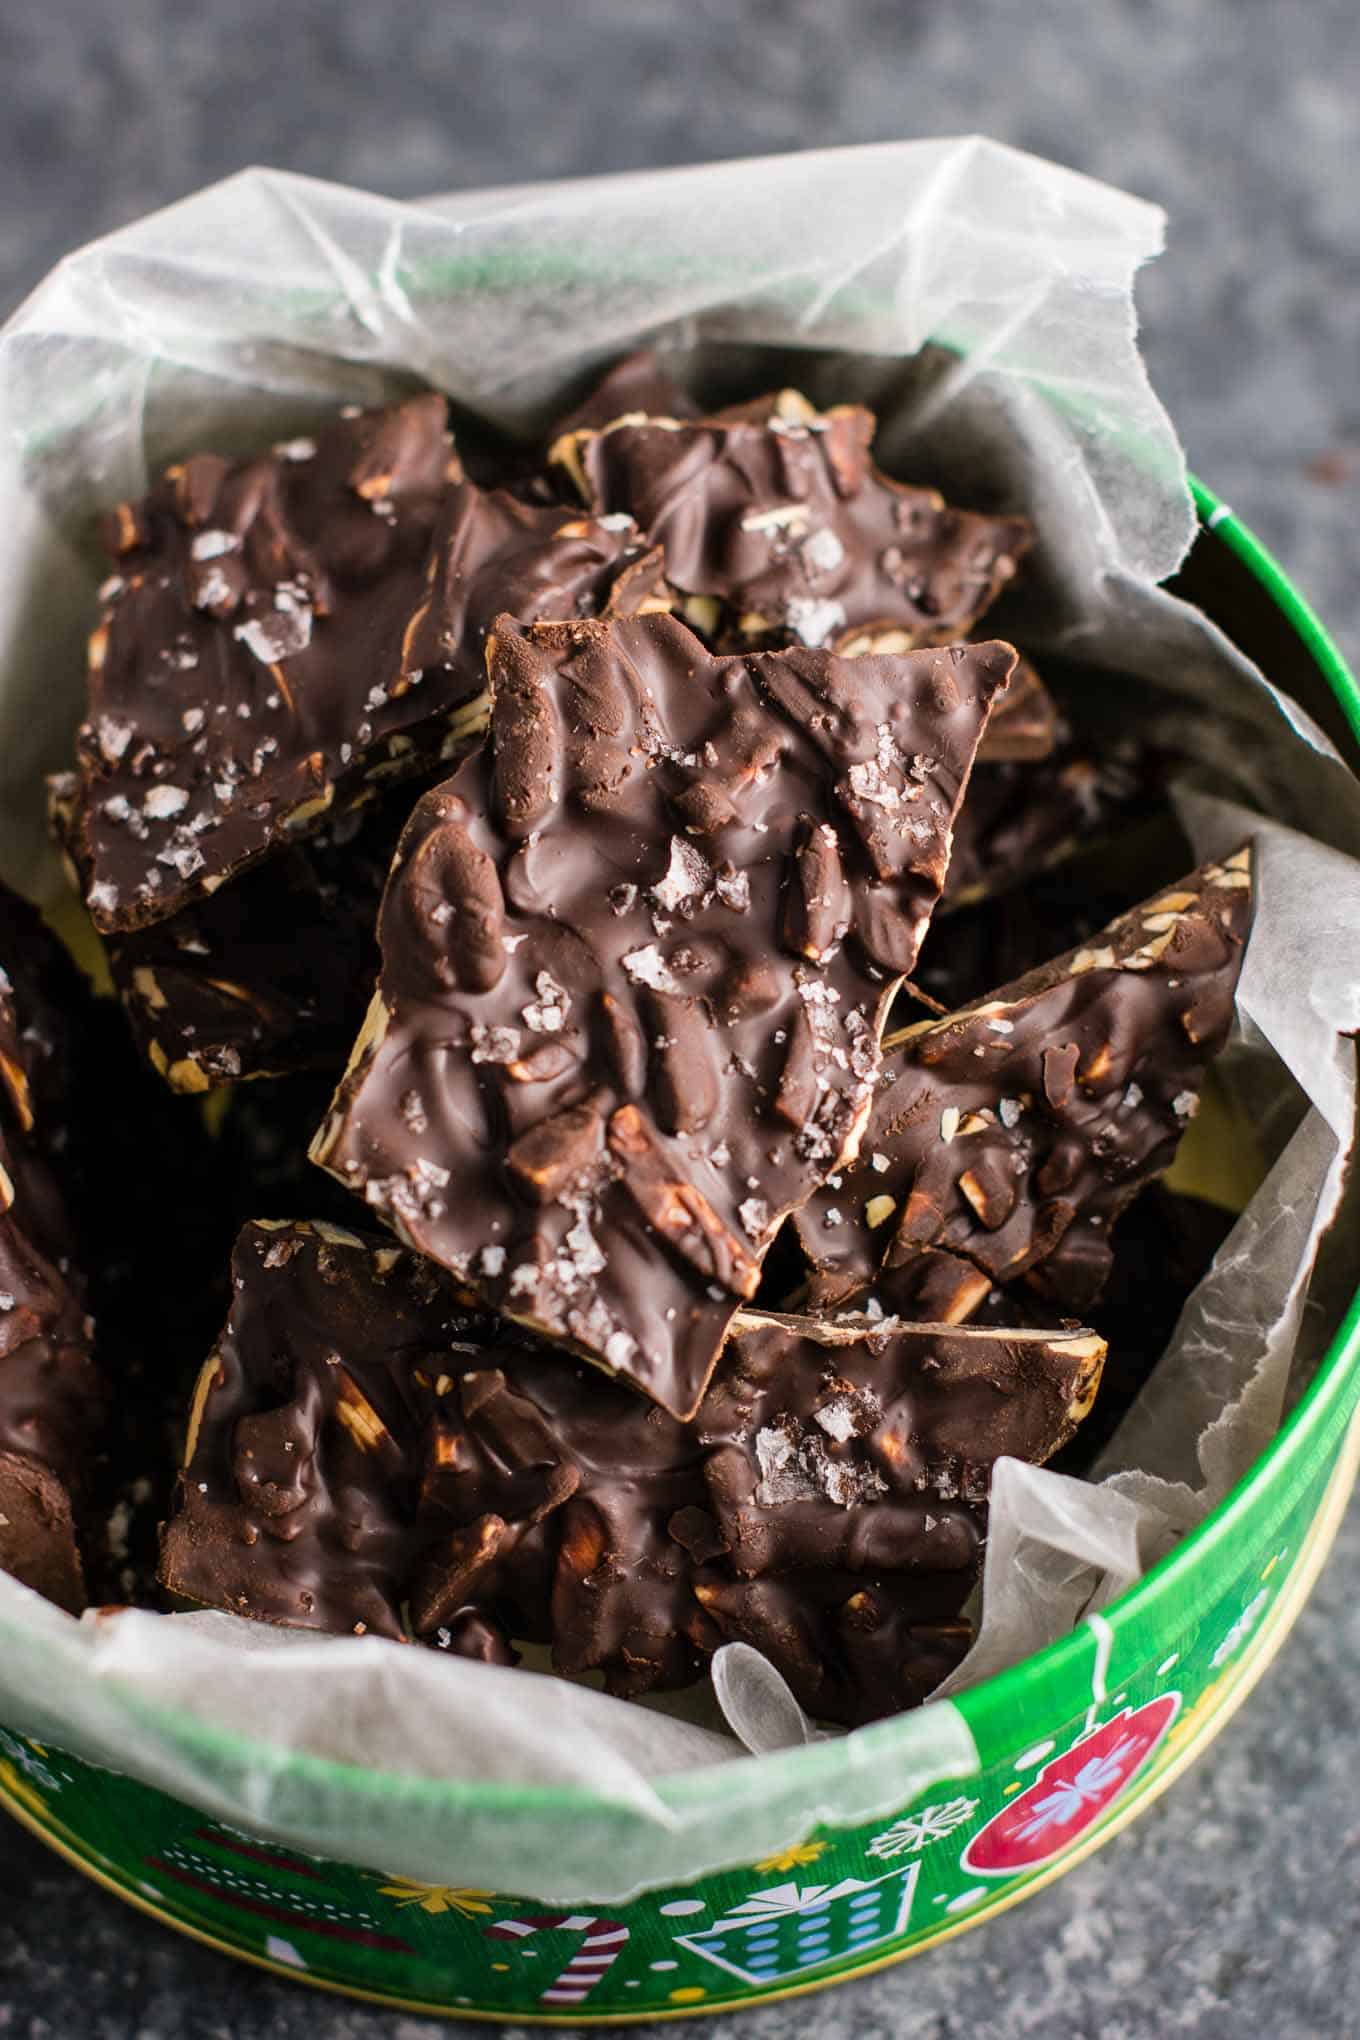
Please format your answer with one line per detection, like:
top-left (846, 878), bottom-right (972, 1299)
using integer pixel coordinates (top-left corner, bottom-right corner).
top-left (2, 479), bottom-right (1358, 2022)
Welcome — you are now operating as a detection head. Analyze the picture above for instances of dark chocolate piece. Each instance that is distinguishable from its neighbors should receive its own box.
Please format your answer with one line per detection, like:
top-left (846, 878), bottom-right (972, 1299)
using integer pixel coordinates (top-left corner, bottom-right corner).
top-left (549, 350), bottom-right (701, 441)
top-left (160, 1222), bottom-right (1105, 1723)
top-left (0, 884), bottom-right (106, 1607)
top-left (552, 387), bottom-right (1031, 657)
top-left (160, 1220), bottom-right (479, 1641)
top-left (700, 1311), bottom-right (1105, 1577)
top-left (99, 784), bottom-right (427, 1091)
top-left (692, 1569), bottom-right (975, 1725)
top-left (942, 730), bottom-right (1163, 909)
top-left (158, 1219), bottom-right (712, 1689)
top-left (0, 1224), bottom-right (101, 1611)
top-left (970, 657), bottom-right (1058, 764)
top-left (796, 848), bottom-right (1253, 1315)
top-left (313, 612), bottom-right (1014, 1416)
top-left (58, 396), bottom-right (646, 933)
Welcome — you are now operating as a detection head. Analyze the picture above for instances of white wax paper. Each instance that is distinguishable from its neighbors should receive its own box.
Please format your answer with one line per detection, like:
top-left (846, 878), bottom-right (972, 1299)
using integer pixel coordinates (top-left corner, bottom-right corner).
top-left (0, 140), bottom-right (1355, 1900)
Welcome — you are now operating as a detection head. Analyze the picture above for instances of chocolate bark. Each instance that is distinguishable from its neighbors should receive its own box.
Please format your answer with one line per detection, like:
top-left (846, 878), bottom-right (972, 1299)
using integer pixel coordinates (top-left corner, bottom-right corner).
top-left (552, 388), bottom-right (1031, 656)
top-left (160, 1221), bottom-right (1104, 1722)
top-left (548, 349), bottom-right (701, 441)
top-left (100, 785), bottom-right (424, 1091)
top-left (968, 657), bottom-right (1058, 764)
top-left (942, 729), bottom-right (1163, 908)
top-left (158, 1220), bottom-right (711, 1687)
top-left (795, 848), bottom-right (1253, 1315)
top-left (700, 1311), bottom-right (1105, 1576)
top-left (0, 884), bottom-right (105, 1607)
top-left (58, 396), bottom-right (645, 933)
top-left (313, 611), bottom-right (1015, 1416)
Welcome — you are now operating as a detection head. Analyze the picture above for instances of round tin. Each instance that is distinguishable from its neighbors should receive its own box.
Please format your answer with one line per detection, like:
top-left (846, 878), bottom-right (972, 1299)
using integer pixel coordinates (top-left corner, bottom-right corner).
top-left (2, 481), bottom-right (1357, 2023)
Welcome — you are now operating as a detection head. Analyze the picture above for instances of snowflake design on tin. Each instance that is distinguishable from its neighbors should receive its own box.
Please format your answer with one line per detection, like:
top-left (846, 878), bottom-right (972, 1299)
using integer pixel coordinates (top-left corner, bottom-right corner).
top-left (0, 1727), bottom-right (63, 1796)
top-left (1006, 1740), bottom-right (1141, 1843)
top-left (866, 1795), bottom-right (980, 1860)
top-left (1210, 1586), bottom-right (1270, 1670)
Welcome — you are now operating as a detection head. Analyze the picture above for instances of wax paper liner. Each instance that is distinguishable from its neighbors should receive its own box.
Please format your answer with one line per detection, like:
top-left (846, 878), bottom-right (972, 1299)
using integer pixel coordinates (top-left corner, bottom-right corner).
top-left (0, 140), bottom-right (1355, 1901)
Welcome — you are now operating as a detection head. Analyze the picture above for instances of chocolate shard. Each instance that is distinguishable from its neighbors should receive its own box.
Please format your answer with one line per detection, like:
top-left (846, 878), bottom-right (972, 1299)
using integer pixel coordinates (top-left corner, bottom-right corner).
top-left (701, 1310), bottom-right (1104, 1579)
top-left (0, 883), bottom-right (109, 1608)
top-left (88, 781), bottom-right (427, 1091)
top-left (796, 847), bottom-right (1254, 1315)
top-left (0, 1226), bottom-right (102, 1612)
top-left (159, 1220), bottom-right (709, 1697)
top-left (942, 728), bottom-right (1167, 911)
top-left (692, 1570), bottom-right (977, 1726)
top-left (0, 1449), bottom-right (86, 1614)
top-left (159, 1220), bottom-right (491, 1639)
top-left (972, 656), bottom-right (1058, 763)
top-left (57, 395), bottom-right (646, 934)
top-left (159, 1221), bottom-right (1104, 1724)
top-left (547, 349), bottom-right (701, 443)
top-left (314, 611), bottom-right (1010, 1417)
top-left (552, 387), bottom-right (1032, 657)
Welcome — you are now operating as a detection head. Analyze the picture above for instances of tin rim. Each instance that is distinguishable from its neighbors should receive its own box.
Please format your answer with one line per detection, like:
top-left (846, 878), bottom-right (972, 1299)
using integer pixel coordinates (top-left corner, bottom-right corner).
top-left (15, 479), bottom-right (1360, 1826)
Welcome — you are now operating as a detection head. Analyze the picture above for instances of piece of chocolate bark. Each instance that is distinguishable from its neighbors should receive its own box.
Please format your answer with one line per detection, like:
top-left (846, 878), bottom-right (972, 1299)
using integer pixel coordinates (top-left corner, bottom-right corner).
top-left (159, 1219), bottom-right (713, 1687)
top-left (160, 1221), bottom-right (1105, 1722)
top-left (57, 395), bottom-right (648, 933)
top-left (691, 1309), bottom-right (1103, 1721)
top-left (967, 657), bottom-right (1058, 764)
top-left (0, 1226), bottom-right (102, 1612)
top-left (795, 848), bottom-right (1253, 1316)
top-left (98, 784), bottom-right (424, 1091)
top-left (0, 884), bottom-right (105, 1608)
top-left (942, 729), bottom-right (1163, 908)
top-left (551, 387), bottom-right (1031, 656)
top-left (548, 349), bottom-right (701, 441)
top-left (313, 612), bottom-right (1015, 1417)
top-left (700, 1309), bottom-right (1104, 1572)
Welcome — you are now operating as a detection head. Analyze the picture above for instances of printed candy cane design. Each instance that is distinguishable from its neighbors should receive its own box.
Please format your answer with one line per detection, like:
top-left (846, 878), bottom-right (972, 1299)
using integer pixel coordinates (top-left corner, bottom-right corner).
top-left (484, 1912), bottom-right (630, 2005)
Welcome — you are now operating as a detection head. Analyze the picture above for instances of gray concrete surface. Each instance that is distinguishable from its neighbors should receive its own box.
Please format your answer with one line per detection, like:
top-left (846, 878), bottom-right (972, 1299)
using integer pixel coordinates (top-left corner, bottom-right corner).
top-left (0, 1), bottom-right (1357, 2033)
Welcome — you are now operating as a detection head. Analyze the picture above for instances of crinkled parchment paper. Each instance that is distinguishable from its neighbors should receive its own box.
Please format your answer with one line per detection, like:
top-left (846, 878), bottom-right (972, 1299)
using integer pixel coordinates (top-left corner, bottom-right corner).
top-left (0, 139), bottom-right (1355, 1900)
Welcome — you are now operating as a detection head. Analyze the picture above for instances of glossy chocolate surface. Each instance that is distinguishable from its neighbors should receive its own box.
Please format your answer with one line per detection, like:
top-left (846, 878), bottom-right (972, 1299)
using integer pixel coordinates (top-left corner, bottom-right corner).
top-left (554, 389), bottom-right (1031, 656)
top-left (161, 1220), bottom-right (1103, 1722)
top-left (314, 611), bottom-right (1013, 1415)
top-left (796, 848), bottom-right (1253, 1315)
top-left (59, 397), bottom-right (643, 931)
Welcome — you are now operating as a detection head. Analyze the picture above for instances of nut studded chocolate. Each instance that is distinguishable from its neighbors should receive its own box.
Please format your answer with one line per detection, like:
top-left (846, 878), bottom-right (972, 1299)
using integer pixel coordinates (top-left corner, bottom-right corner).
top-left (160, 1221), bottom-right (1105, 1722)
top-left (98, 785), bottom-right (426, 1091)
top-left (552, 387), bottom-right (1031, 656)
top-left (0, 883), bottom-right (104, 1609)
top-left (160, 1220), bottom-right (496, 1644)
top-left (796, 848), bottom-right (1253, 1316)
top-left (313, 611), bottom-right (1016, 1416)
top-left (943, 729), bottom-right (1163, 908)
top-left (0, 1225), bottom-right (102, 1613)
top-left (159, 1219), bottom-right (716, 1685)
top-left (58, 395), bottom-right (647, 933)
top-left (692, 1310), bottom-right (1105, 1721)
top-left (701, 1311), bottom-right (1105, 1575)
top-left (548, 348), bottom-right (701, 441)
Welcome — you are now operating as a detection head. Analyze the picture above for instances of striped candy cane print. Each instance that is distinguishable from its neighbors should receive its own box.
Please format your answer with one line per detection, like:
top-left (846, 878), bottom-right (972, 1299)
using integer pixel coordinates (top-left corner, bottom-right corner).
top-left (484, 1912), bottom-right (630, 2005)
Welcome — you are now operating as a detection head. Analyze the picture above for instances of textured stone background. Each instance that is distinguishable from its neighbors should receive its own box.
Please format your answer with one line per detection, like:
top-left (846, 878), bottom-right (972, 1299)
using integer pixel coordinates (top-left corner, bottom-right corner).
top-left (0, 1), bottom-right (1357, 2034)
